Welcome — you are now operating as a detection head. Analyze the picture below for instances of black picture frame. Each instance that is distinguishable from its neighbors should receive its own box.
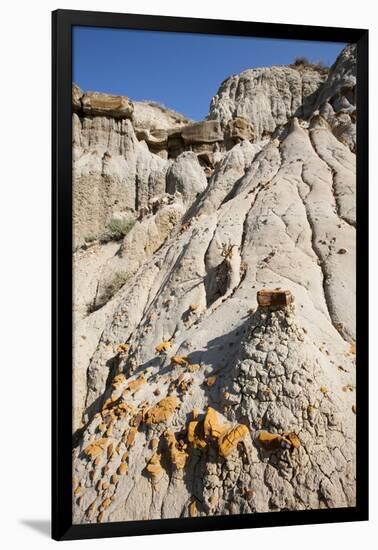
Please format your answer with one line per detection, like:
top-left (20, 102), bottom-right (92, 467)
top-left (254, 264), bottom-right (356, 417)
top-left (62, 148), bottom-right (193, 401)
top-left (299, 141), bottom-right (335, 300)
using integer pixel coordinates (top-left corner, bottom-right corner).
top-left (52, 9), bottom-right (369, 541)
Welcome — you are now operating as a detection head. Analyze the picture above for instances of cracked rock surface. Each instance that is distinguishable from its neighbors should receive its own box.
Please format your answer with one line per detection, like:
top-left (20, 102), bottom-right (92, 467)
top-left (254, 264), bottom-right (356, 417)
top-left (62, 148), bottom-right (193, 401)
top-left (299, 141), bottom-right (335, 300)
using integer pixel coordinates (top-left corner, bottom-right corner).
top-left (72, 45), bottom-right (356, 523)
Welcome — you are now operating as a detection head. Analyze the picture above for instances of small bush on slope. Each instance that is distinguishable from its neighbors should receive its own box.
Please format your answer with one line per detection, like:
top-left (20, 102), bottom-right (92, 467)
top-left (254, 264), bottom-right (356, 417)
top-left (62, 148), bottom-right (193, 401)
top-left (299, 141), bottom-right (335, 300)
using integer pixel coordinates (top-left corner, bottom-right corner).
top-left (291, 57), bottom-right (329, 74)
top-left (100, 218), bottom-right (135, 243)
top-left (87, 271), bottom-right (130, 313)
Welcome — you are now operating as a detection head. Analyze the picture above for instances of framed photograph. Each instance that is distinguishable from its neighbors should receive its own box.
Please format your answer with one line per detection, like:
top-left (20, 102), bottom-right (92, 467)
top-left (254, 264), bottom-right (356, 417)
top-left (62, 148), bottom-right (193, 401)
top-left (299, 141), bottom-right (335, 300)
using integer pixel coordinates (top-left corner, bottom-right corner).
top-left (52, 9), bottom-right (369, 541)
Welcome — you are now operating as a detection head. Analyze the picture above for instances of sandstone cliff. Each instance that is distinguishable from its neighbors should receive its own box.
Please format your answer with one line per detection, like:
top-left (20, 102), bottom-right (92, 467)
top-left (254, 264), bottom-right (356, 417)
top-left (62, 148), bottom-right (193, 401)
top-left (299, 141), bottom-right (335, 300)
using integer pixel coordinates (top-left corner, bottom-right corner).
top-left (72, 44), bottom-right (356, 523)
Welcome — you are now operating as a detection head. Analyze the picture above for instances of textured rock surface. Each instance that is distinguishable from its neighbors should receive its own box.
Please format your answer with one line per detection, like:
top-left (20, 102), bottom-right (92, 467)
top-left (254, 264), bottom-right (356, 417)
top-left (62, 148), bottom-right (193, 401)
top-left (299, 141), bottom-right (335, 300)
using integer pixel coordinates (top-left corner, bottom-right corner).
top-left (312, 44), bottom-right (356, 152)
top-left (208, 65), bottom-right (326, 139)
top-left (72, 45), bottom-right (356, 523)
top-left (166, 152), bottom-right (208, 203)
top-left (132, 100), bottom-right (192, 130)
top-left (72, 111), bottom-right (170, 247)
top-left (81, 91), bottom-right (134, 118)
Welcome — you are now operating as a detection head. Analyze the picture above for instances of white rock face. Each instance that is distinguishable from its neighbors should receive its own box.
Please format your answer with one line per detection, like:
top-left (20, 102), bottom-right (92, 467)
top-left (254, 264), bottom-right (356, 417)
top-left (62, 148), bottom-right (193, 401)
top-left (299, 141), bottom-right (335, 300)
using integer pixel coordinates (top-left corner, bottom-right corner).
top-left (72, 46), bottom-right (356, 524)
top-left (208, 65), bottom-right (326, 139)
top-left (166, 151), bottom-right (208, 204)
top-left (73, 114), bottom-right (170, 247)
top-left (313, 44), bottom-right (356, 152)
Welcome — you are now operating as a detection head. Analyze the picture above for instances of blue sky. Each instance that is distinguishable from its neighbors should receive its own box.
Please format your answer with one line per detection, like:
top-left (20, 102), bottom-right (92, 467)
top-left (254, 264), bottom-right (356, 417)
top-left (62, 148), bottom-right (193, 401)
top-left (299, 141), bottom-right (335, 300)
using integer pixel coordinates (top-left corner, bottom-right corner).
top-left (73, 27), bottom-right (345, 121)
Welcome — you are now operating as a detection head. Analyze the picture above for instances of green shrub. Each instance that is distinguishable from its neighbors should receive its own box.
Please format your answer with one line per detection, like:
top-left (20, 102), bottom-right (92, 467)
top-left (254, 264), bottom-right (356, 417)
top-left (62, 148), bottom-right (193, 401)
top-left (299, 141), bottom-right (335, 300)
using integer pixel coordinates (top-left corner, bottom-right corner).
top-left (102, 270), bottom-right (131, 300)
top-left (291, 57), bottom-right (329, 74)
top-left (87, 270), bottom-right (131, 314)
top-left (100, 218), bottom-right (135, 243)
top-left (292, 56), bottom-right (310, 66)
top-left (84, 234), bottom-right (97, 243)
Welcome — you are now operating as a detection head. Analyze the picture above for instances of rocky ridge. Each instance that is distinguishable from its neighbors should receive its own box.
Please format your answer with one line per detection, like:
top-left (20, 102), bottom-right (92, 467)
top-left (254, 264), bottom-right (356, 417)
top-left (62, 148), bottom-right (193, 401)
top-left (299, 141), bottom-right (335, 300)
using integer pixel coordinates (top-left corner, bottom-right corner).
top-left (72, 45), bottom-right (356, 523)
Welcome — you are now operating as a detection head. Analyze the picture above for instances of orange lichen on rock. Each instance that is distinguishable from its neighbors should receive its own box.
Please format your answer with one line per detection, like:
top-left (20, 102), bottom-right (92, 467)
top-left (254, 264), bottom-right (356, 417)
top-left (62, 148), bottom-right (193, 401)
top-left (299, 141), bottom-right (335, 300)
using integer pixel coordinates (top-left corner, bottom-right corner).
top-left (146, 453), bottom-right (163, 481)
top-left (155, 341), bottom-right (172, 354)
top-left (127, 374), bottom-right (146, 392)
top-left (170, 355), bottom-right (189, 366)
top-left (83, 438), bottom-right (109, 460)
top-left (118, 462), bottom-right (128, 475)
top-left (204, 375), bottom-right (217, 387)
top-left (203, 407), bottom-right (225, 439)
top-left (150, 438), bottom-right (159, 451)
top-left (116, 402), bottom-right (135, 417)
top-left (257, 430), bottom-right (300, 451)
top-left (320, 386), bottom-right (328, 394)
top-left (189, 407), bottom-right (227, 450)
top-left (349, 342), bottom-right (356, 355)
top-left (283, 432), bottom-right (301, 449)
top-left (165, 430), bottom-right (188, 470)
top-left (126, 427), bottom-right (137, 448)
top-left (188, 408), bottom-right (250, 458)
top-left (218, 424), bottom-right (249, 458)
top-left (257, 431), bottom-right (283, 451)
top-left (116, 343), bottom-right (129, 354)
top-left (112, 406), bottom-right (126, 419)
top-left (144, 396), bottom-right (179, 425)
top-left (111, 373), bottom-right (126, 390)
top-left (187, 420), bottom-right (207, 449)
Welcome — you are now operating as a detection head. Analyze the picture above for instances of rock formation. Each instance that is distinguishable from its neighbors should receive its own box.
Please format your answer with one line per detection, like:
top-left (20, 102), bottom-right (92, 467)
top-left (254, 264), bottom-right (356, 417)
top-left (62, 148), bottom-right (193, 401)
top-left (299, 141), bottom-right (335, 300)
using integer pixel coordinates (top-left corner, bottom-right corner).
top-left (208, 63), bottom-right (326, 139)
top-left (72, 44), bottom-right (356, 523)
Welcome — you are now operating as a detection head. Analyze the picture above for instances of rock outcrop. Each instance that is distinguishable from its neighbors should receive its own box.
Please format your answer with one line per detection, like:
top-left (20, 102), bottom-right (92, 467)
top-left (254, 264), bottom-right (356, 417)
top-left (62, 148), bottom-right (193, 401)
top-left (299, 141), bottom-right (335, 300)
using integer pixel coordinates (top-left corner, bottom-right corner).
top-left (72, 100), bottom-right (171, 247)
top-left (72, 94), bottom-right (257, 247)
top-left (166, 152), bottom-right (208, 203)
top-left (311, 44), bottom-right (356, 152)
top-left (72, 44), bottom-right (356, 523)
top-left (208, 64), bottom-right (326, 139)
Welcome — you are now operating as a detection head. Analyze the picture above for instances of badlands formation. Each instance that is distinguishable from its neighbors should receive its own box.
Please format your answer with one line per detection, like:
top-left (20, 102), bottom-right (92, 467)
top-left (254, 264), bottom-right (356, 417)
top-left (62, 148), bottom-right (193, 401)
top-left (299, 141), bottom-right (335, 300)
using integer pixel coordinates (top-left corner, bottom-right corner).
top-left (72, 45), bottom-right (356, 523)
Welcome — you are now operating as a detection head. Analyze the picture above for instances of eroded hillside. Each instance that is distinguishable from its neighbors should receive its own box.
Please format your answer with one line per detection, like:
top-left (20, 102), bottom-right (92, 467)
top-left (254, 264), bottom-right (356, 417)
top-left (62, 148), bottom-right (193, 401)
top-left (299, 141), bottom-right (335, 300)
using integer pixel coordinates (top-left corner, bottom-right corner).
top-left (72, 45), bottom-right (356, 523)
